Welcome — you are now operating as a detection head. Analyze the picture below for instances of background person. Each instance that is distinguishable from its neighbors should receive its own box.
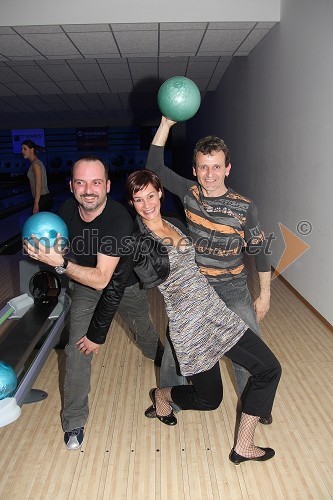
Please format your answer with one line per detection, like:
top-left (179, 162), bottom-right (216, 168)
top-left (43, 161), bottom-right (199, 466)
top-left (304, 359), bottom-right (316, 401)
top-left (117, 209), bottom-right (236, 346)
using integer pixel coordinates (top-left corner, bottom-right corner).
top-left (21, 139), bottom-right (53, 213)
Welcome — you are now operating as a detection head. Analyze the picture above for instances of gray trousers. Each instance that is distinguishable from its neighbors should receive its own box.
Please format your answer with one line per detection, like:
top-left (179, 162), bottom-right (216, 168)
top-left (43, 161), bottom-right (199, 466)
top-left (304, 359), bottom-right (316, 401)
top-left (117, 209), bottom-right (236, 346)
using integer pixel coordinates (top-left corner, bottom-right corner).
top-left (160, 277), bottom-right (260, 397)
top-left (61, 282), bottom-right (161, 432)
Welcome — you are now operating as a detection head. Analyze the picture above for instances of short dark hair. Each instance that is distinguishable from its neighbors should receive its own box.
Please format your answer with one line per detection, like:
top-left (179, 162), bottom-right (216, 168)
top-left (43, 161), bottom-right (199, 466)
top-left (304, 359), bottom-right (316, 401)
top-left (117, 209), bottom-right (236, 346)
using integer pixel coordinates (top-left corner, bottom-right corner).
top-left (125, 170), bottom-right (164, 204)
top-left (72, 155), bottom-right (109, 180)
top-left (193, 136), bottom-right (231, 167)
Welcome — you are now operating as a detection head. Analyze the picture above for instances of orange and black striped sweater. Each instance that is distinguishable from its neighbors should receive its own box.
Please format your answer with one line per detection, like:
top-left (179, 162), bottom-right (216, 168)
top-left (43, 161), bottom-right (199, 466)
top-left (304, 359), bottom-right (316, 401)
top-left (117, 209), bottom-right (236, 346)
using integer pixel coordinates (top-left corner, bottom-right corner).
top-left (146, 145), bottom-right (270, 285)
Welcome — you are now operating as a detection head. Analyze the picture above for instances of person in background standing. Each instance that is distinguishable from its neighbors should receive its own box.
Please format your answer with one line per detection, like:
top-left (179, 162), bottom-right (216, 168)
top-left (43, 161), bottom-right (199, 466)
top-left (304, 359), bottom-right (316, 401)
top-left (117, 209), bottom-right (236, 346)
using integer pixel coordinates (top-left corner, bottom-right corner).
top-left (21, 139), bottom-right (53, 213)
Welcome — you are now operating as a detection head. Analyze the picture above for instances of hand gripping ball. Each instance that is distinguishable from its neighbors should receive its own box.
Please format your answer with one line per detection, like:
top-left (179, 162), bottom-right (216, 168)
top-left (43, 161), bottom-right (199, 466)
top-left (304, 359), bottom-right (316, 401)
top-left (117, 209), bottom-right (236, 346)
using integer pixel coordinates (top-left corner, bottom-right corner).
top-left (157, 76), bottom-right (201, 122)
top-left (22, 212), bottom-right (69, 249)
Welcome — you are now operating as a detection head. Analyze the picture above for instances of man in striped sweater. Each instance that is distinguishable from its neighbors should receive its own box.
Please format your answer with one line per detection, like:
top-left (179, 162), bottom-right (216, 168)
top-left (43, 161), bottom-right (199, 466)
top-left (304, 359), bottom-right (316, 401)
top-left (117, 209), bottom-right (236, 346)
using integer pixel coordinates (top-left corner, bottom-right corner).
top-left (146, 116), bottom-right (272, 425)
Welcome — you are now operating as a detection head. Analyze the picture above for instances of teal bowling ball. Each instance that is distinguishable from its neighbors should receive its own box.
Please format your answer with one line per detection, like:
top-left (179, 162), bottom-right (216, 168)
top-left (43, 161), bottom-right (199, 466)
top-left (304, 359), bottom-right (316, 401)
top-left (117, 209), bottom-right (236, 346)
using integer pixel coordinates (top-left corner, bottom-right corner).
top-left (0, 362), bottom-right (17, 400)
top-left (22, 212), bottom-right (68, 248)
top-left (157, 76), bottom-right (201, 122)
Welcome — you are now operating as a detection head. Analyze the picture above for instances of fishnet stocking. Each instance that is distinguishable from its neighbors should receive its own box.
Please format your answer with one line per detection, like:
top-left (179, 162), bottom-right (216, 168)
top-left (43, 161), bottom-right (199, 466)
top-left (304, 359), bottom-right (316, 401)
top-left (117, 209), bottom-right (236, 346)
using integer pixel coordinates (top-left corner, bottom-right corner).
top-left (155, 387), bottom-right (173, 416)
top-left (234, 412), bottom-right (265, 458)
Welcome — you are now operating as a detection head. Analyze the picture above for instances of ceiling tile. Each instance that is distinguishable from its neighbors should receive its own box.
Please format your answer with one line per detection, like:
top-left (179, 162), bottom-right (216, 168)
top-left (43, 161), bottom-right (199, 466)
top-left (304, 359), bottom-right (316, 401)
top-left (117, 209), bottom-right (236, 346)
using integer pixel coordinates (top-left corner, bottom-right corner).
top-left (200, 29), bottom-right (252, 53)
top-left (158, 56), bottom-right (188, 63)
top-left (99, 93), bottom-right (123, 109)
top-left (83, 94), bottom-right (106, 110)
top-left (235, 29), bottom-right (270, 53)
top-left (257, 22), bottom-right (277, 29)
top-left (118, 93), bottom-right (131, 108)
top-left (7, 56), bottom-right (47, 61)
top-left (6, 60), bottom-right (37, 66)
top-left (132, 79), bottom-right (159, 92)
top-left (0, 67), bottom-right (25, 84)
top-left (0, 34), bottom-right (41, 57)
top-left (100, 62), bottom-right (131, 80)
top-left (47, 54), bottom-right (84, 60)
top-left (41, 95), bottom-right (71, 110)
top-left (0, 27), bottom-right (16, 35)
top-left (22, 33), bottom-right (81, 56)
top-left (62, 24), bottom-right (111, 33)
top-left (189, 56), bottom-right (220, 62)
top-left (5, 82), bottom-right (39, 95)
top-left (12, 65), bottom-right (52, 82)
top-left (121, 53), bottom-right (158, 58)
top-left (60, 94), bottom-right (88, 109)
top-left (196, 51), bottom-right (234, 57)
top-left (186, 60), bottom-right (218, 79)
top-left (127, 57), bottom-right (158, 63)
top-left (207, 78), bottom-right (222, 91)
top-left (129, 61), bottom-right (158, 79)
top-left (0, 84), bottom-right (15, 96)
top-left (85, 54), bottom-right (120, 59)
top-left (0, 100), bottom-right (17, 111)
top-left (114, 31), bottom-right (158, 56)
top-left (160, 22), bottom-right (207, 30)
top-left (212, 60), bottom-right (230, 78)
top-left (191, 79), bottom-right (209, 90)
top-left (97, 57), bottom-right (123, 64)
top-left (19, 95), bottom-right (54, 110)
top-left (57, 81), bottom-right (87, 94)
top-left (82, 80), bottom-right (110, 93)
top-left (2, 96), bottom-right (36, 111)
top-left (40, 63), bottom-right (77, 81)
top-left (160, 30), bottom-right (204, 55)
top-left (66, 101), bottom-right (88, 111)
top-left (30, 81), bottom-right (62, 93)
top-left (114, 109), bottom-right (131, 119)
top-left (108, 80), bottom-right (134, 93)
top-left (13, 25), bottom-right (63, 34)
top-left (67, 32), bottom-right (119, 56)
top-left (158, 61), bottom-right (188, 80)
top-left (111, 23), bottom-right (158, 32)
top-left (208, 22), bottom-right (256, 30)
top-left (68, 61), bottom-right (105, 81)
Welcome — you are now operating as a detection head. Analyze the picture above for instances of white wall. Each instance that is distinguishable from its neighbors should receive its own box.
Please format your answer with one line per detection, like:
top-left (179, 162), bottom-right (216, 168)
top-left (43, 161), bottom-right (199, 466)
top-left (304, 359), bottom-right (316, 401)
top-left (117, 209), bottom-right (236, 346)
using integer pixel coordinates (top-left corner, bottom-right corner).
top-left (1, 0), bottom-right (279, 25)
top-left (188, 0), bottom-right (333, 324)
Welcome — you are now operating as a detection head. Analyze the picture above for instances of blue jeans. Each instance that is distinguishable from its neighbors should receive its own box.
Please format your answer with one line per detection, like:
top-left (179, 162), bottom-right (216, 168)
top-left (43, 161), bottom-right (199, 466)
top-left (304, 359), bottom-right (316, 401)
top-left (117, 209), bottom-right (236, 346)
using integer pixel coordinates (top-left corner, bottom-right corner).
top-left (61, 282), bottom-right (161, 431)
top-left (160, 277), bottom-right (260, 400)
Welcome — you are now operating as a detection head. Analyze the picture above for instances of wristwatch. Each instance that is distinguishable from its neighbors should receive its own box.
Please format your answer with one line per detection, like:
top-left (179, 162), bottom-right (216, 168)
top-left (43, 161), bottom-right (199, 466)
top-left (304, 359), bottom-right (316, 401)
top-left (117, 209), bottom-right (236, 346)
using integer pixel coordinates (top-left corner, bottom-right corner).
top-left (54, 257), bottom-right (69, 275)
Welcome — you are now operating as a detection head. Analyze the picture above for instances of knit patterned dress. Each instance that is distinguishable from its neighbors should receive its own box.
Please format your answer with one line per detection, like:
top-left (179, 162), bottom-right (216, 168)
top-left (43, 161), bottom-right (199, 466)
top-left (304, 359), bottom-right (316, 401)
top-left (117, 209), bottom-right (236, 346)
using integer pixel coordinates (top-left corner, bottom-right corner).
top-left (156, 222), bottom-right (248, 377)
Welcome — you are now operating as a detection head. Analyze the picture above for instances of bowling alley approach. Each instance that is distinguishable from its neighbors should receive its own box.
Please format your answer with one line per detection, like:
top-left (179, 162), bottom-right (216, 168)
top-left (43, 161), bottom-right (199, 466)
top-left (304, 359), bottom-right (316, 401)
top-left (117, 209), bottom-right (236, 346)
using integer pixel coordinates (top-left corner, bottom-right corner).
top-left (0, 1), bottom-right (332, 499)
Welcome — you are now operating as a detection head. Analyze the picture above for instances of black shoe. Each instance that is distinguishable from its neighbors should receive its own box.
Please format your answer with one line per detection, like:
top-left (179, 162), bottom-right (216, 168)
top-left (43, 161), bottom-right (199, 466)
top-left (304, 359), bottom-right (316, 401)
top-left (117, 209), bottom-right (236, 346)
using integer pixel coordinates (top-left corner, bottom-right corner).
top-left (64, 427), bottom-right (84, 450)
top-left (154, 340), bottom-right (165, 367)
top-left (145, 389), bottom-right (177, 426)
top-left (229, 447), bottom-right (275, 465)
top-left (144, 404), bottom-right (157, 418)
top-left (259, 415), bottom-right (273, 425)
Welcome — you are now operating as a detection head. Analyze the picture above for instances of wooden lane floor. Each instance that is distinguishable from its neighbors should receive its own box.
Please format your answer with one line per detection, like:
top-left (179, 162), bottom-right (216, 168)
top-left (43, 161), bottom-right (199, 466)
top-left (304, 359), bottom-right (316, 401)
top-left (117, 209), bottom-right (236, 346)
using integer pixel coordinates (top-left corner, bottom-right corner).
top-left (0, 263), bottom-right (332, 499)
